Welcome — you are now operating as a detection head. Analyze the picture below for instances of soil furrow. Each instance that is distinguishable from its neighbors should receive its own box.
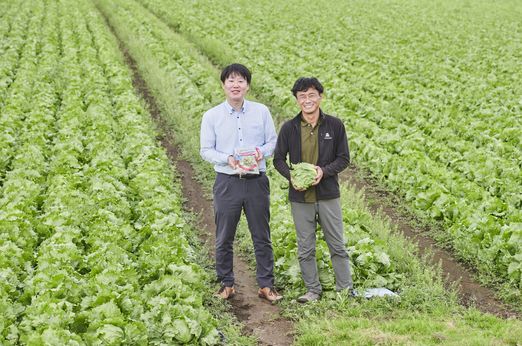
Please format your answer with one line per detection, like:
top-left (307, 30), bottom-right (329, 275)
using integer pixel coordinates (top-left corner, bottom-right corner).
top-left (341, 165), bottom-right (519, 318)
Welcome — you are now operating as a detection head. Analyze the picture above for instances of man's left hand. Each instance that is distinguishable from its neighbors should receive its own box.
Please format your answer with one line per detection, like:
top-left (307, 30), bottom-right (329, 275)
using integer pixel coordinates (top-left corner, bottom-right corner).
top-left (255, 147), bottom-right (264, 162)
top-left (312, 166), bottom-right (323, 186)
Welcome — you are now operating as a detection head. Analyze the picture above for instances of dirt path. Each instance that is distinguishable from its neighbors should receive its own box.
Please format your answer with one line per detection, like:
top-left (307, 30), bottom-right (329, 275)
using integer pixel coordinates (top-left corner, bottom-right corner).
top-left (102, 20), bottom-right (295, 344)
top-left (341, 165), bottom-right (519, 319)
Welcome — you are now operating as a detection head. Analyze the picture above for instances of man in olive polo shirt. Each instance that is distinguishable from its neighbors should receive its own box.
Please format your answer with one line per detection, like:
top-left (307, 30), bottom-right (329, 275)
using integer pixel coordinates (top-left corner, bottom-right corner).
top-left (273, 77), bottom-right (354, 303)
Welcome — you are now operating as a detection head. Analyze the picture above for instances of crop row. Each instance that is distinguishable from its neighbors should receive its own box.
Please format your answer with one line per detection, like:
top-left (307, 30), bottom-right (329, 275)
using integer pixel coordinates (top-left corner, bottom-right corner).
top-left (135, 0), bottom-right (522, 294)
top-left (1, 0), bottom-right (61, 341)
top-left (1, 0), bottom-right (219, 344)
top-left (93, 0), bottom-right (226, 186)
top-left (0, 0), bottom-right (48, 187)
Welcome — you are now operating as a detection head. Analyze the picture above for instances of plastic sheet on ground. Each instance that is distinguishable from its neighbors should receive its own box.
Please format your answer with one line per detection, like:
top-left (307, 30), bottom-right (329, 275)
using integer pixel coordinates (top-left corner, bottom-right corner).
top-left (362, 288), bottom-right (399, 299)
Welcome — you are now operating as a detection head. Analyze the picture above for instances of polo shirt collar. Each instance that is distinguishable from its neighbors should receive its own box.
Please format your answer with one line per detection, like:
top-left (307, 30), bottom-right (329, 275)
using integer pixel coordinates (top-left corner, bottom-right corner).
top-left (299, 109), bottom-right (324, 126)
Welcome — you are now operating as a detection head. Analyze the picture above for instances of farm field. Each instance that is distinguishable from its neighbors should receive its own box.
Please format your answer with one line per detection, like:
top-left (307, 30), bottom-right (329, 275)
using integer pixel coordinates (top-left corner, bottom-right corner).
top-left (137, 0), bottom-right (522, 301)
top-left (0, 0), bottom-right (226, 344)
top-left (1, 0), bottom-right (522, 344)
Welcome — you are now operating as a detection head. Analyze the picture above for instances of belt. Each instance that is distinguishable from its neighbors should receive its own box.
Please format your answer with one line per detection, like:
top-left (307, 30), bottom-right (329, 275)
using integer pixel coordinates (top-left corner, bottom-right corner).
top-left (228, 171), bottom-right (265, 179)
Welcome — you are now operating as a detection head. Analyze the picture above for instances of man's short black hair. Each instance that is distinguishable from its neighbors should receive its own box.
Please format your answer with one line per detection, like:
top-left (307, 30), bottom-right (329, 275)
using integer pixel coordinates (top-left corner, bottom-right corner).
top-left (291, 77), bottom-right (324, 97)
top-left (221, 63), bottom-right (252, 84)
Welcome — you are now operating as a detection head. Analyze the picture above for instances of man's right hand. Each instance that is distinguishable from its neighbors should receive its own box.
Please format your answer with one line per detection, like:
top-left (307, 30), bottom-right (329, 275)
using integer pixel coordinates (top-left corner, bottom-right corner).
top-left (228, 155), bottom-right (238, 169)
top-left (291, 179), bottom-right (307, 192)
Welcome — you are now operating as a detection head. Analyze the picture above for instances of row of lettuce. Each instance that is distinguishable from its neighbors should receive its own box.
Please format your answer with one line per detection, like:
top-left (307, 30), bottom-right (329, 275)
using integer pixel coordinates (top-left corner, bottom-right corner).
top-left (1, 0), bottom-right (221, 344)
top-left (94, 1), bottom-right (522, 344)
top-left (134, 0), bottom-right (522, 299)
top-left (0, 0), bottom-right (41, 186)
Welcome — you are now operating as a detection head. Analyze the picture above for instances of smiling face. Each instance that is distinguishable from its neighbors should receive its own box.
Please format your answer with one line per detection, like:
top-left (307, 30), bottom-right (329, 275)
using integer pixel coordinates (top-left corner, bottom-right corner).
top-left (222, 72), bottom-right (250, 105)
top-left (295, 87), bottom-right (322, 116)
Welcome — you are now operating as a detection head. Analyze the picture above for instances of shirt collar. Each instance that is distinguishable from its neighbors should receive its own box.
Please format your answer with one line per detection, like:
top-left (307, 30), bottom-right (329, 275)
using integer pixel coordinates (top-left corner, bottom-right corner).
top-left (225, 99), bottom-right (248, 114)
top-left (300, 109), bottom-right (323, 127)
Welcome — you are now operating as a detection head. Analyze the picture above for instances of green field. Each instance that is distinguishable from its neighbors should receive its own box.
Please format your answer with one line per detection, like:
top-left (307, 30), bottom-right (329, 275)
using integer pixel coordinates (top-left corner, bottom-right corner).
top-left (137, 0), bottom-right (522, 297)
top-left (1, 0), bottom-right (521, 344)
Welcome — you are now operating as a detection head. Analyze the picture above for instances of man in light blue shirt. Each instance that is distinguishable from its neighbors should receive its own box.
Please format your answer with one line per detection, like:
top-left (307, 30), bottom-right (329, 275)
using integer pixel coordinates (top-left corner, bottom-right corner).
top-left (200, 63), bottom-right (282, 302)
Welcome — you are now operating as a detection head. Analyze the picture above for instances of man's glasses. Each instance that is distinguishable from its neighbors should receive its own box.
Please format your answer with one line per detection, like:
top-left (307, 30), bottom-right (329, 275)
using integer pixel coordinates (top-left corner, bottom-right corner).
top-left (296, 93), bottom-right (321, 102)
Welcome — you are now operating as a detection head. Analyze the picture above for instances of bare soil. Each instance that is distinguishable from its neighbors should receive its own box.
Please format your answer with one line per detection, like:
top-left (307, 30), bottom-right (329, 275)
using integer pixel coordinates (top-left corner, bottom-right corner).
top-left (341, 165), bottom-right (519, 319)
top-left (106, 23), bottom-right (295, 345)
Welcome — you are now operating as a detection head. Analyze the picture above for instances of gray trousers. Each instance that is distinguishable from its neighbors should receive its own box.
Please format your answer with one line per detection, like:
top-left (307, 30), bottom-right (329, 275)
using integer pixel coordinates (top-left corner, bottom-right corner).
top-left (290, 198), bottom-right (353, 294)
top-left (213, 172), bottom-right (274, 288)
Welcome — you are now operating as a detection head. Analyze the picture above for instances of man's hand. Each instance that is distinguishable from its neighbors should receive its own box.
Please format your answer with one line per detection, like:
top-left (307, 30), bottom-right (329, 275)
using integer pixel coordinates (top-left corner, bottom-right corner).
top-left (291, 179), bottom-right (307, 192)
top-left (228, 155), bottom-right (238, 169)
top-left (254, 147), bottom-right (263, 162)
top-left (311, 166), bottom-right (323, 186)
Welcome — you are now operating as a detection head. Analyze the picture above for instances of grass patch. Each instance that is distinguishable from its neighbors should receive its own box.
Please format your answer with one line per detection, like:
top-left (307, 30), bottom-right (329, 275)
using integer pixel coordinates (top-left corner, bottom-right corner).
top-left (295, 309), bottom-right (522, 345)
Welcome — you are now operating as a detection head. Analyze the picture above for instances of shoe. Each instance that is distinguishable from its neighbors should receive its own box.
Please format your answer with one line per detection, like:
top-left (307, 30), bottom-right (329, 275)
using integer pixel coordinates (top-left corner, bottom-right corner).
top-left (258, 287), bottom-right (283, 303)
top-left (215, 285), bottom-right (236, 299)
top-left (297, 291), bottom-right (321, 303)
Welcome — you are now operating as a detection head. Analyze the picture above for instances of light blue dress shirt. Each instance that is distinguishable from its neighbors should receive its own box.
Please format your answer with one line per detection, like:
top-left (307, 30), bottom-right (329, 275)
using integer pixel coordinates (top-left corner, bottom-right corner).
top-left (200, 100), bottom-right (277, 175)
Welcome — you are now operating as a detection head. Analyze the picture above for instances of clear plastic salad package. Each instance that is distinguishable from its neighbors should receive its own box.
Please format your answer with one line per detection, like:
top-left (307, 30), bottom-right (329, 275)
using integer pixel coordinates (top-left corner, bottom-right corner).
top-left (234, 147), bottom-right (259, 175)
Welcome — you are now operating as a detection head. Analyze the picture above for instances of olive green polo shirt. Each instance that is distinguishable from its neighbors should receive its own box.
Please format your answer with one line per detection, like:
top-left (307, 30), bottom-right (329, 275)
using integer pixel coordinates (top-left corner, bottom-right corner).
top-left (300, 117), bottom-right (320, 202)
